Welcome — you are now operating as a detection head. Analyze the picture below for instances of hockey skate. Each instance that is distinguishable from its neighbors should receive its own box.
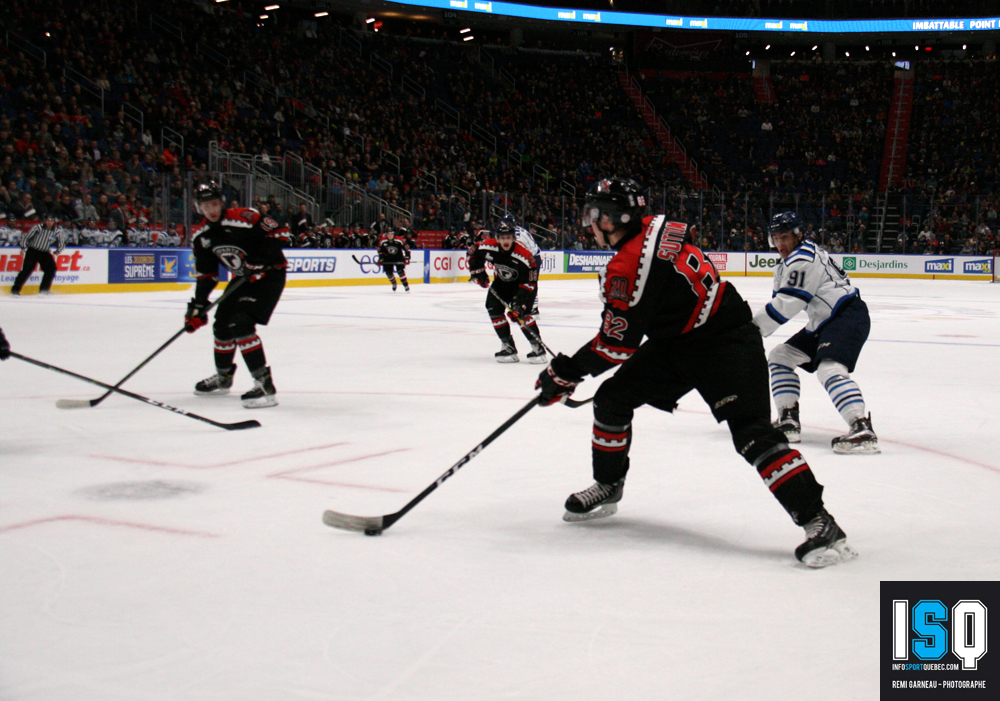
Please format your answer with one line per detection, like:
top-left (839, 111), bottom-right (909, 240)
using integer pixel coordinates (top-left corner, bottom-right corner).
top-left (773, 403), bottom-right (801, 443)
top-left (194, 366), bottom-right (236, 395)
top-left (831, 414), bottom-right (879, 454)
top-left (241, 367), bottom-right (278, 408)
top-left (526, 344), bottom-right (547, 364)
top-left (794, 508), bottom-right (858, 568)
top-left (391, 279), bottom-right (397, 291)
top-left (495, 341), bottom-right (519, 363)
top-left (563, 478), bottom-right (625, 522)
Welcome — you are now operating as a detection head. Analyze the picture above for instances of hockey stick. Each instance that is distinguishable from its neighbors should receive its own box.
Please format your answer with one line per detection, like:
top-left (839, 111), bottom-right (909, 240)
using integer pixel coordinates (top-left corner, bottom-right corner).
top-left (351, 254), bottom-right (382, 267)
top-left (13, 353), bottom-right (260, 431)
top-left (56, 277), bottom-right (246, 409)
top-left (487, 286), bottom-right (556, 357)
top-left (323, 396), bottom-right (542, 534)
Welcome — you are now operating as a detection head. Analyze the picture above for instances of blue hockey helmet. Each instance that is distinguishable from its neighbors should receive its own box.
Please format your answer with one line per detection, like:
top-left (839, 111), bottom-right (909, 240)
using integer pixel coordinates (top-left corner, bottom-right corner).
top-left (767, 211), bottom-right (804, 248)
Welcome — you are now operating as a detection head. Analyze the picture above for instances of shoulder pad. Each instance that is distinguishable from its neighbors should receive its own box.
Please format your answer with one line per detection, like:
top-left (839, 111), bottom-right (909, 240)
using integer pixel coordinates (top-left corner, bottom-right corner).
top-left (785, 240), bottom-right (817, 267)
top-left (512, 242), bottom-right (536, 265)
top-left (225, 208), bottom-right (260, 226)
top-left (191, 221), bottom-right (210, 241)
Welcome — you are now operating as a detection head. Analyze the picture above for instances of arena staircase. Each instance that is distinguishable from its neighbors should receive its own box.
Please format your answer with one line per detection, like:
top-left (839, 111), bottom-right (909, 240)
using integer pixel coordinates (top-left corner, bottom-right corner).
top-left (617, 72), bottom-right (710, 191)
top-left (878, 72), bottom-right (915, 192)
top-left (752, 75), bottom-right (776, 105)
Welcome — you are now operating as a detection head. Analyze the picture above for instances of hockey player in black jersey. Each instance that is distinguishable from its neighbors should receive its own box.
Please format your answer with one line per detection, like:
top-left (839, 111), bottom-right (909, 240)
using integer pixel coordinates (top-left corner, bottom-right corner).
top-left (376, 230), bottom-right (410, 292)
top-left (185, 182), bottom-right (289, 408)
top-left (468, 220), bottom-right (546, 364)
top-left (534, 178), bottom-right (855, 568)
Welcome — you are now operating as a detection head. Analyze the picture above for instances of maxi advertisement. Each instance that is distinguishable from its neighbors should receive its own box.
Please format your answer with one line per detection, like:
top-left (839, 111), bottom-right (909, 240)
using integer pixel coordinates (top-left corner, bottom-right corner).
top-left (0, 248), bottom-right (993, 293)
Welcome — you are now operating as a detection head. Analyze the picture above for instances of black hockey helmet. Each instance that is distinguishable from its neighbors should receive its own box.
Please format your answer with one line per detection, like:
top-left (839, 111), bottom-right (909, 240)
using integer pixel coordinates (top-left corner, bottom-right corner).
top-left (767, 211), bottom-right (804, 248)
top-left (582, 178), bottom-right (646, 235)
top-left (498, 213), bottom-right (518, 231)
top-left (495, 217), bottom-right (516, 239)
top-left (194, 181), bottom-right (223, 203)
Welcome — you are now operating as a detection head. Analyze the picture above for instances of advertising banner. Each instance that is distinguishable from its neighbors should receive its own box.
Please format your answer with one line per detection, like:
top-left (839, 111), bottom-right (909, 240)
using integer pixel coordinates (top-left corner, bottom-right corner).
top-left (2, 248), bottom-right (993, 292)
top-left (565, 250), bottom-right (615, 274)
top-left (736, 252), bottom-right (993, 280)
top-left (108, 249), bottom-right (200, 284)
top-left (426, 250), bottom-right (469, 283)
top-left (284, 250), bottom-right (424, 287)
top-left (0, 247), bottom-right (109, 289)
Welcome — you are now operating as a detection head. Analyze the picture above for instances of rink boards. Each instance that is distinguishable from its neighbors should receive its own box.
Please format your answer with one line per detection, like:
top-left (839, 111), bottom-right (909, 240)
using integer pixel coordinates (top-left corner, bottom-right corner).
top-left (0, 247), bottom-right (993, 294)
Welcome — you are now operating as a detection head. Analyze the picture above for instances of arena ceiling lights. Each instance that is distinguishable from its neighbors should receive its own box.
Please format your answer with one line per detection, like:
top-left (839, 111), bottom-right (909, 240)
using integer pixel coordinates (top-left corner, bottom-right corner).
top-left (386, 0), bottom-right (1000, 35)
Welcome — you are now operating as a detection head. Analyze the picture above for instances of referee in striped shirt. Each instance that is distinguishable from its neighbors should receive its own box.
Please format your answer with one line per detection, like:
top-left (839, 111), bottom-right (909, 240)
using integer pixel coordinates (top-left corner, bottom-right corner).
top-left (11, 215), bottom-right (66, 296)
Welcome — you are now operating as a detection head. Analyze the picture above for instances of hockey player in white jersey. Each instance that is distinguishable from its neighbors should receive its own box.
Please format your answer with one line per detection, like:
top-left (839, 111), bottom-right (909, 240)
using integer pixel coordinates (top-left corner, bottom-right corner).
top-left (500, 214), bottom-right (541, 317)
top-left (753, 212), bottom-right (879, 454)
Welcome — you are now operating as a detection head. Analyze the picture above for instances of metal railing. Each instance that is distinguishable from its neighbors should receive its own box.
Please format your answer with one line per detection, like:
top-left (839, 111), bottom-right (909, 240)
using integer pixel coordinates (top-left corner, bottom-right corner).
top-left (6, 31), bottom-right (46, 66)
top-left (63, 66), bottom-right (104, 114)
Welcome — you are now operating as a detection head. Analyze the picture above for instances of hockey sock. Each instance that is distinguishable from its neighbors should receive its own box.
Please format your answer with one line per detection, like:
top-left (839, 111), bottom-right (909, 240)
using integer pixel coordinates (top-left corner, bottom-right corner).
top-left (768, 363), bottom-right (801, 410)
top-left (753, 445), bottom-right (824, 526)
top-left (491, 315), bottom-right (511, 339)
top-left (214, 338), bottom-right (236, 371)
top-left (400, 274), bottom-right (408, 289)
top-left (592, 423), bottom-right (631, 485)
top-left (236, 334), bottom-right (267, 375)
top-left (520, 318), bottom-right (541, 344)
top-left (817, 361), bottom-right (866, 424)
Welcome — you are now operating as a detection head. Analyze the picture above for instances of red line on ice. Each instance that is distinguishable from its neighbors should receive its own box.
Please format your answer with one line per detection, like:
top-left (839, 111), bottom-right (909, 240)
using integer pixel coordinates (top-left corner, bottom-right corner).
top-left (0, 515), bottom-right (219, 537)
top-left (268, 448), bottom-right (412, 492)
top-left (88, 442), bottom-right (350, 469)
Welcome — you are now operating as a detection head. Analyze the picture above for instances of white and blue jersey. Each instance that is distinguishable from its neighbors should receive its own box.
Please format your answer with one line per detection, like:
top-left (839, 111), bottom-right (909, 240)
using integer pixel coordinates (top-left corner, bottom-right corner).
top-left (753, 239), bottom-right (858, 336)
top-left (515, 225), bottom-right (540, 267)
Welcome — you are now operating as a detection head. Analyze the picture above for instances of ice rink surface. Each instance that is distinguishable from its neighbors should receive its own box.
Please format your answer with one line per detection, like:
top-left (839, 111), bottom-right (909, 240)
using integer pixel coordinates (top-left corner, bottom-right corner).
top-left (2, 275), bottom-right (999, 701)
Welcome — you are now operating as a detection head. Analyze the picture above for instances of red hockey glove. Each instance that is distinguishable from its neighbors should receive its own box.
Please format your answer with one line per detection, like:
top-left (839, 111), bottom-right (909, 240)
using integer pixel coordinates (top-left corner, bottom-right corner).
top-left (184, 298), bottom-right (209, 333)
top-left (470, 269), bottom-right (489, 288)
top-left (535, 353), bottom-right (584, 406)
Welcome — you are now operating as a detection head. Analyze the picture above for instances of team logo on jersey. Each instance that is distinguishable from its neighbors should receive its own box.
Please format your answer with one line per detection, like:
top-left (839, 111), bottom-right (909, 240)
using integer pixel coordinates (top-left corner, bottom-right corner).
top-left (493, 264), bottom-right (517, 282)
top-left (214, 245), bottom-right (246, 272)
top-left (240, 210), bottom-right (256, 223)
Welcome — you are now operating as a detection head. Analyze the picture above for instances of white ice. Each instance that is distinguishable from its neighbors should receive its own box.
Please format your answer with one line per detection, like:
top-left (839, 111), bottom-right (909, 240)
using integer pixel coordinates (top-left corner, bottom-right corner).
top-left (2, 276), bottom-right (999, 701)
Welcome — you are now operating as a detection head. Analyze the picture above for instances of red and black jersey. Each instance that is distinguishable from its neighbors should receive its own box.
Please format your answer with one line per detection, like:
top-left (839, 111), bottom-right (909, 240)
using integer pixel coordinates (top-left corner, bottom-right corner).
top-left (191, 207), bottom-right (289, 282)
top-left (191, 207), bottom-right (289, 302)
top-left (571, 215), bottom-right (752, 377)
top-left (377, 236), bottom-right (410, 264)
top-left (467, 238), bottom-right (538, 293)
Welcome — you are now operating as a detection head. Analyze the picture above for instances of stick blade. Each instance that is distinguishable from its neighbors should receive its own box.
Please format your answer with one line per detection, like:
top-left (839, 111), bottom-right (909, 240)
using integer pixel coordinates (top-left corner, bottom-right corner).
top-left (224, 420), bottom-right (262, 431)
top-left (322, 510), bottom-right (385, 532)
top-left (56, 398), bottom-right (95, 409)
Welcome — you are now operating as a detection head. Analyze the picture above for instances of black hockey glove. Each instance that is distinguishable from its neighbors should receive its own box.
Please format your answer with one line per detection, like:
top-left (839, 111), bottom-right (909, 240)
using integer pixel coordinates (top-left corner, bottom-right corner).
top-left (0, 328), bottom-right (9, 361)
top-left (470, 269), bottom-right (489, 289)
top-left (535, 353), bottom-right (584, 407)
top-left (184, 299), bottom-right (209, 333)
top-left (510, 288), bottom-right (534, 320)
